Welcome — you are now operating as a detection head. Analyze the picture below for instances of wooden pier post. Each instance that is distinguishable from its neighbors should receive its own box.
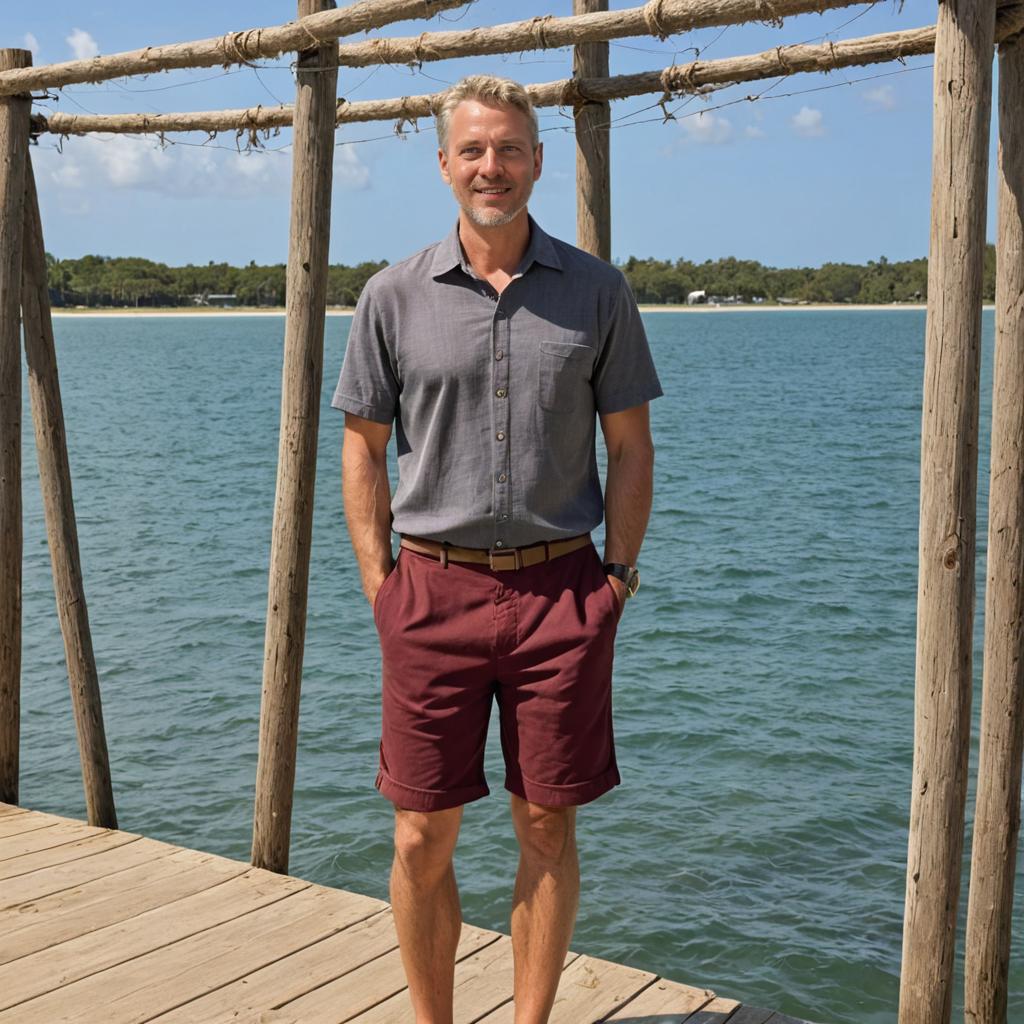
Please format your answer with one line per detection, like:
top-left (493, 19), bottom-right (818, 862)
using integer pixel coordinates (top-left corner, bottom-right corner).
top-left (251, 0), bottom-right (337, 874)
top-left (898, 2), bottom-right (997, 1023)
top-left (964, 24), bottom-right (1024, 1024)
top-left (573, 0), bottom-right (611, 261)
top-left (0, 49), bottom-right (32, 806)
top-left (20, 159), bottom-right (117, 829)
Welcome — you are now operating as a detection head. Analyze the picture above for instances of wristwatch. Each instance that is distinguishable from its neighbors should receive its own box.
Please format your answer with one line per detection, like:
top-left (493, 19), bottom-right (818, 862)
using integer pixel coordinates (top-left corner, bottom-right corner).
top-left (603, 563), bottom-right (640, 598)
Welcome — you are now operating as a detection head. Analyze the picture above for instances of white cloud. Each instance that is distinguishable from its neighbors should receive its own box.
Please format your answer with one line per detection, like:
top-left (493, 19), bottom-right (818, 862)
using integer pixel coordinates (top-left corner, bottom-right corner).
top-left (744, 124), bottom-right (766, 139)
top-left (32, 133), bottom-right (370, 203)
top-left (864, 85), bottom-right (896, 111)
top-left (66, 29), bottom-right (99, 61)
top-left (791, 106), bottom-right (824, 138)
top-left (23, 33), bottom-right (40, 57)
top-left (682, 111), bottom-right (733, 145)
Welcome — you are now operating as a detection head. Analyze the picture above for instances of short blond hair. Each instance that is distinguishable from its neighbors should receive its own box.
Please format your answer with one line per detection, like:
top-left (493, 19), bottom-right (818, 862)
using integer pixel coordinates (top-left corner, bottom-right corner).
top-left (435, 75), bottom-right (539, 154)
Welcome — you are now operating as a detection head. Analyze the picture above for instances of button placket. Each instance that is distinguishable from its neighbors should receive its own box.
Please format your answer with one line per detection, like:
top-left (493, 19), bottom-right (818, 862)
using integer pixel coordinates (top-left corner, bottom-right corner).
top-left (492, 304), bottom-right (513, 541)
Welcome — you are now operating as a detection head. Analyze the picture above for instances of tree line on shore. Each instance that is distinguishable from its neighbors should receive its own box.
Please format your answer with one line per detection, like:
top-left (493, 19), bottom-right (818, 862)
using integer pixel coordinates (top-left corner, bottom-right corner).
top-left (44, 246), bottom-right (998, 308)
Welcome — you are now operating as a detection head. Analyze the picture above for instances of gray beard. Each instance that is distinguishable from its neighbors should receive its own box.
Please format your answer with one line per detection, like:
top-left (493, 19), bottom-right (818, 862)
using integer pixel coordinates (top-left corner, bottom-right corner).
top-left (455, 183), bottom-right (533, 228)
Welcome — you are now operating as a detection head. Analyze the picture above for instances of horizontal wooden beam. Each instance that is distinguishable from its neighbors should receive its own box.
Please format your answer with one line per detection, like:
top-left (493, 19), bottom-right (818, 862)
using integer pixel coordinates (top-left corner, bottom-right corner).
top-left (31, 17), bottom-right (997, 138)
top-left (0, 0), bottom-right (469, 97)
top-left (333, 0), bottom-right (864, 68)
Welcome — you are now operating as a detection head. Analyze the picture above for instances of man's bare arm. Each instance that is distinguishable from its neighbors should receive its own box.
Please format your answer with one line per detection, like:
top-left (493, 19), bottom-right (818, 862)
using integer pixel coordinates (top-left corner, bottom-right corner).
top-left (599, 403), bottom-right (655, 606)
top-left (342, 412), bottom-right (395, 607)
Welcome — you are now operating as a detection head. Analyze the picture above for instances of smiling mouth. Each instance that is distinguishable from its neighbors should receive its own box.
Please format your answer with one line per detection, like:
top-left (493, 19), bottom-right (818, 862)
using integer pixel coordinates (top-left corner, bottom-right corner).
top-left (474, 187), bottom-right (512, 196)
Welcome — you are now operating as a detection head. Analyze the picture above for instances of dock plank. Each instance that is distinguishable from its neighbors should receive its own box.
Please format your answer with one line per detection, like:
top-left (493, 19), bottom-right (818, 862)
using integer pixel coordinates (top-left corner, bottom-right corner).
top-left (351, 935), bottom-right (578, 1023)
top-left (727, 1006), bottom-right (779, 1024)
top-left (0, 805), bottom-right (823, 1024)
top-left (0, 829), bottom-right (140, 881)
top-left (603, 976), bottom-right (716, 1020)
top-left (0, 821), bottom-right (107, 860)
top-left (9, 883), bottom-right (385, 1023)
top-left (686, 996), bottom-right (743, 1022)
top-left (473, 953), bottom-right (655, 1023)
top-left (0, 866), bottom-right (309, 1014)
top-left (0, 813), bottom-right (61, 840)
top-left (0, 847), bottom-right (249, 963)
top-left (149, 909), bottom-right (400, 1023)
top-left (0, 836), bottom-right (175, 907)
top-left (271, 923), bottom-right (499, 1023)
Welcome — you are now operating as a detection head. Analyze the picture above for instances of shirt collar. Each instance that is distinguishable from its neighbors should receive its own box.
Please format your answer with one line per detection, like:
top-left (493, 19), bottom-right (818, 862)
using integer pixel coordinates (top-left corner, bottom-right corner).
top-left (429, 214), bottom-right (563, 280)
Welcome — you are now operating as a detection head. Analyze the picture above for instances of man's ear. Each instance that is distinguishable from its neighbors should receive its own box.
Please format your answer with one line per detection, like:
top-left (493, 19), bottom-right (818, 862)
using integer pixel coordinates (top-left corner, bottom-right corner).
top-left (438, 148), bottom-right (451, 185)
top-left (533, 141), bottom-right (543, 182)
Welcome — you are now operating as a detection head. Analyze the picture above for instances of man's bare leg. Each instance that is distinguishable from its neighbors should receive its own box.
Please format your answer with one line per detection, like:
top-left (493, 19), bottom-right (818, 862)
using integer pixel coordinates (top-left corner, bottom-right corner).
top-left (390, 805), bottom-right (464, 1024)
top-left (509, 795), bottom-right (580, 1024)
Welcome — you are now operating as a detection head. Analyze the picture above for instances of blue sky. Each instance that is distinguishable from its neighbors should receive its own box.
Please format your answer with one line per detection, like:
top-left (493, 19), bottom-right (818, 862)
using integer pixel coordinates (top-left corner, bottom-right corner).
top-left (10, 1), bottom-right (1000, 268)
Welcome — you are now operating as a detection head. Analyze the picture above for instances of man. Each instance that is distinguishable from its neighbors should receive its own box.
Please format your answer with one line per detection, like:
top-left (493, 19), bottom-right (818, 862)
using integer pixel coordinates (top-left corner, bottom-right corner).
top-left (333, 74), bottom-right (662, 1024)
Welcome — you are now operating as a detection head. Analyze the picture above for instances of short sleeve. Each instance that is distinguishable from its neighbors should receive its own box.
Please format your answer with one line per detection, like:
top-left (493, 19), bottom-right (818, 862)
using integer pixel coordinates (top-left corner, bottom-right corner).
top-left (591, 272), bottom-right (664, 414)
top-left (330, 281), bottom-right (400, 424)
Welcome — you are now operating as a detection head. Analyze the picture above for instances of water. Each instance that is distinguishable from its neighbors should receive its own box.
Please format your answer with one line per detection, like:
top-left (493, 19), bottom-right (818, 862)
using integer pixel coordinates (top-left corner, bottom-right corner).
top-left (17, 310), bottom-right (1021, 1023)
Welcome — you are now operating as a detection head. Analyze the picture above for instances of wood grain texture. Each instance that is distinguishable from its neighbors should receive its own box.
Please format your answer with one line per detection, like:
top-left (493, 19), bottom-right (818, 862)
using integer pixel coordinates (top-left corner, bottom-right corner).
top-left (965, 25), bottom-right (1024, 1024)
top-left (899, 2), bottom-right (998, 1023)
top-left (0, 868), bottom-right (309, 1013)
top-left (149, 908), bottom-right (398, 1022)
top-left (0, 49), bottom-right (31, 807)
top-left (0, 807), bottom-right (816, 1024)
top-left (250, 0), bottom-right (338, 876)
top-left (0, 0), bottom-right (469, 95)
top-left (38, 7), bottom-right (1024, 138)
top-left (20, 157), bottom-right (116, 829)
top-left (574, 0), bottom-right (611, 262)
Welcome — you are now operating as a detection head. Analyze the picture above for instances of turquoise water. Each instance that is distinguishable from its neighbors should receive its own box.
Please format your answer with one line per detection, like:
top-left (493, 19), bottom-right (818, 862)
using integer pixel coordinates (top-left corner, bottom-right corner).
top-left (17, 310), bottom-right (1021, 1023)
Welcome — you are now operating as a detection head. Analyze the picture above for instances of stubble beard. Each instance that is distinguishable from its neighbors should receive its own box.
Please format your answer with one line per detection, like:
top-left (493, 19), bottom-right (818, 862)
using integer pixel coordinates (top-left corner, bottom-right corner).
top-left (454, 179), bottom-right (533, 228)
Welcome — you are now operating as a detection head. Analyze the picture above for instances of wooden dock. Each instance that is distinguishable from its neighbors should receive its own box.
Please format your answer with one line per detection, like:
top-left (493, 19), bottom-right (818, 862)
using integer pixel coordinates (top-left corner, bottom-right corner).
top-left (0, 802), bottom-right (816, 1023)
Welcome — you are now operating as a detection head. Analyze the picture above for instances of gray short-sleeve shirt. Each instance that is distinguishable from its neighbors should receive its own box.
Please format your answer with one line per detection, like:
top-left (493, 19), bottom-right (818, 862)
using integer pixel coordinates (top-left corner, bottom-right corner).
top-left (331, 216), bottom-right (663, 549)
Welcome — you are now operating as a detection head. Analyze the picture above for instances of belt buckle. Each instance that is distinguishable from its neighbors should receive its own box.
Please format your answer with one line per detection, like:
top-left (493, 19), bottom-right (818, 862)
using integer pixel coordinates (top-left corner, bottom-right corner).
top-left (488, 546), bottom-right (520, 571)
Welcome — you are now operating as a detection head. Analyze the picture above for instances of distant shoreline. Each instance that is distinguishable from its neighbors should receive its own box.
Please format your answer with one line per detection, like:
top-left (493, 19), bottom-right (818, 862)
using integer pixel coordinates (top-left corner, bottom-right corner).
top-left (49, 302), bottom-right (949, 318)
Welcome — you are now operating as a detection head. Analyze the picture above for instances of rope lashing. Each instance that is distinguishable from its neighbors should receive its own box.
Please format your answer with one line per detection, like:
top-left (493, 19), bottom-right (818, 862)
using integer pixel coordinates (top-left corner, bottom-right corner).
top-left (529, 16), bottom-right (555, 52)
top-left (642, 0), bottom-right (671, 41)
top-left (219, 29), bottom-right (268, 69)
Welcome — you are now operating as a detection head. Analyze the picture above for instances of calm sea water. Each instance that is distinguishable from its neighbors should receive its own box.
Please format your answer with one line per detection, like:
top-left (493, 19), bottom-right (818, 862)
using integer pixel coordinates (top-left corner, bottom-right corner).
top-left (17, 310), bottom-right (1021, 1024)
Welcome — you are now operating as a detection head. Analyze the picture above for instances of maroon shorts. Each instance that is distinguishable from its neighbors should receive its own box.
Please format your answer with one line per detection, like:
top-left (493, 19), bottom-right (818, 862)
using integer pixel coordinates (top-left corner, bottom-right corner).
top-left (372, 537), bottom-right (621, 812)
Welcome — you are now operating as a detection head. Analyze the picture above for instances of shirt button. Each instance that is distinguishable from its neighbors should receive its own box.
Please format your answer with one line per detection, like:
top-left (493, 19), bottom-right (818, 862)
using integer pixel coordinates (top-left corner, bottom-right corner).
top-left (496, 431), bottom-right (505, 441)
top-left (495, 540), bottom-right (505, 548)
top-left (495, 350), bottom-right (504, 360)
top-left (495, 387), bottom-right (507, 398)
top-left (497, 472), bottom-right (507, 482)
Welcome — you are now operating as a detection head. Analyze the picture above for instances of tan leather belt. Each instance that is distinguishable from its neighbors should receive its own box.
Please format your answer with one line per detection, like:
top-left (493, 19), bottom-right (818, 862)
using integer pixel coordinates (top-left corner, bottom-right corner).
top-left (400, 533), bottom-right (592, 571)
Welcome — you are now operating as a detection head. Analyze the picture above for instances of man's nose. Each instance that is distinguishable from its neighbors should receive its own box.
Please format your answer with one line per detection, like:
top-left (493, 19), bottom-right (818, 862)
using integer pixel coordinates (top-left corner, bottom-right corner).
top-left (479, 146), bottom-right (502, 176)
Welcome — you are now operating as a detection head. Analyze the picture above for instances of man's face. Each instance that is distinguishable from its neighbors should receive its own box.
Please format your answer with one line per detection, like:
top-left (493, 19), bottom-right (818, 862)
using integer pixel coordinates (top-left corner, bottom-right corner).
top-left (439, 99), bottom-right (543, 229)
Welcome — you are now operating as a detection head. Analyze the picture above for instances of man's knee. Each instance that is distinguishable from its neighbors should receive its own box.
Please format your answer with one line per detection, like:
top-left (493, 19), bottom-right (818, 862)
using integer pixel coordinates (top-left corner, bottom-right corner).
top-left (511, 795), bottom-right (577, 865)
top-left (392, 804), bottom-right (463, 882)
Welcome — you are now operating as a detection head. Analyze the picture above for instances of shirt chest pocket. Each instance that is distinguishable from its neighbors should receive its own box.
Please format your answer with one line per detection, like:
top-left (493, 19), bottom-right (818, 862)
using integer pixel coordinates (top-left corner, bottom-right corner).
top-left (538, 340), bottom-right (593, 414)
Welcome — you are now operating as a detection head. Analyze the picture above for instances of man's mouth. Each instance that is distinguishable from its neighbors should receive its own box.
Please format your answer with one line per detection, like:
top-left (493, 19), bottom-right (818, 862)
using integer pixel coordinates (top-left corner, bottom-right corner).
top-left (474, 186), bottom-right (512, 195)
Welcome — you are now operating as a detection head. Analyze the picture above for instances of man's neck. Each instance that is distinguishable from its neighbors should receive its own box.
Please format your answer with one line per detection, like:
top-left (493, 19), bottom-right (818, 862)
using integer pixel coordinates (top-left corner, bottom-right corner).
top-left (458, 211), bottom-right (531, 281)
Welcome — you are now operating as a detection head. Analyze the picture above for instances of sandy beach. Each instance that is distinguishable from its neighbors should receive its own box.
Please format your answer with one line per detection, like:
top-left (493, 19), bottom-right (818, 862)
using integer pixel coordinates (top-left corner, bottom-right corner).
top-left (48, 302), bottom-right (941, 317)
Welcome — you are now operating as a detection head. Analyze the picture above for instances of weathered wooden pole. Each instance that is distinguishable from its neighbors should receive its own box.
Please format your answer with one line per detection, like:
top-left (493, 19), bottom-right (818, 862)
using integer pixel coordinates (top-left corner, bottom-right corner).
top-left (0, 49), bottom-right (32, 806)
top-left (573, 0), bottom-right (611, 261)
top-left (964, 25), bottom-right (1024, 1024)
top-left (898, 2), bottom-right (997, 1022)
top-left (251, 0), bottom-right (337, 874)
top-left (20, 158), bottom-right (117, 828)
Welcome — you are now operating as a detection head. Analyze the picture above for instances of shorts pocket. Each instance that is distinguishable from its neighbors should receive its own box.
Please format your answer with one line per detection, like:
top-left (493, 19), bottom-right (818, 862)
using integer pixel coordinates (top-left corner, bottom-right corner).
top-left (372, 550), bottom-right (402, 627)
top-left (538, 341), bottom-right (592, 413)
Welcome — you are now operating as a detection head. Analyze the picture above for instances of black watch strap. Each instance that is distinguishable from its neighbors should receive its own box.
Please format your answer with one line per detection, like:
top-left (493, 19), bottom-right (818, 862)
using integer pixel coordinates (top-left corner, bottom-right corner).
top-left (603, 562), bottom-right (640, 597)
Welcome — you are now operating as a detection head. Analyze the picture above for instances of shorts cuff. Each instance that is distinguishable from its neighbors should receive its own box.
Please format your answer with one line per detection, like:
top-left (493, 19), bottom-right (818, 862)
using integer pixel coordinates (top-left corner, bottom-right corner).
top-left (375, 768), bottom-right (489, 812)
top-left (504, 763), bottom-right (621, 807)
